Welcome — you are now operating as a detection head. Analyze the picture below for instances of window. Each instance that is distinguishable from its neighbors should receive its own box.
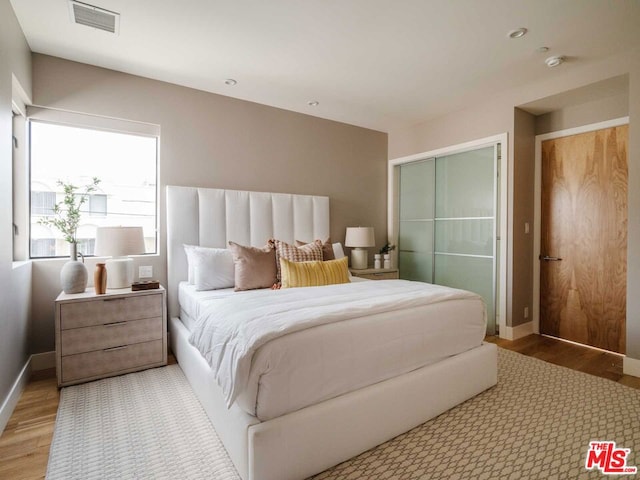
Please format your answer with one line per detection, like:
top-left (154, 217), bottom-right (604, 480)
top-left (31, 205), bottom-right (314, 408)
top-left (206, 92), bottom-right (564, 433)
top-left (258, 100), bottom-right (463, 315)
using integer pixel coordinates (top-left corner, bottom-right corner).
top-left (29, 121), bottom-right (158, 258)
top-left (89, 194), bottom-right (107, 217)
top-left (31, 191), bottom-right (56, 216)
top-left (76, 238), bottom-right (96, 257)
top-left (30, 238), bottom-right (55, 258)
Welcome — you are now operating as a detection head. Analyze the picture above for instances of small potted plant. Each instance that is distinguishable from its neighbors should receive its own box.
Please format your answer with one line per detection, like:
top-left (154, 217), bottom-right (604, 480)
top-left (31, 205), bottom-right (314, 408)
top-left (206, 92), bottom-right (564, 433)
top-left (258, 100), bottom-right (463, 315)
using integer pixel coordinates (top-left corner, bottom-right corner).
top-left (379, 243), bottom-right (396, 269)
top-left (39, 177), bottom-right (100, 293)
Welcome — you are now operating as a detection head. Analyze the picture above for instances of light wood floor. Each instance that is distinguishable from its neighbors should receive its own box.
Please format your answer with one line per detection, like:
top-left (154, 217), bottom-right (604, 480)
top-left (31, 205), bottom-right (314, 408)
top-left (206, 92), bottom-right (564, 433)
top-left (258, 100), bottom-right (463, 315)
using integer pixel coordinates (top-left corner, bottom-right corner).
top-left (2, 336), bottom-right (640, 479)
top-left (0, 368), bottom-right (58, 480)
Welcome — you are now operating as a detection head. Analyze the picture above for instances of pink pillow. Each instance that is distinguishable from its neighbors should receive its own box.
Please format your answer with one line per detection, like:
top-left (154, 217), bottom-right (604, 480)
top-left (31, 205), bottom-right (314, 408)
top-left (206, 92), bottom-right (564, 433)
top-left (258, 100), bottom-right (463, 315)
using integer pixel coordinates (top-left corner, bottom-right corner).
top-left (228, 241), bottom-right (277, 291)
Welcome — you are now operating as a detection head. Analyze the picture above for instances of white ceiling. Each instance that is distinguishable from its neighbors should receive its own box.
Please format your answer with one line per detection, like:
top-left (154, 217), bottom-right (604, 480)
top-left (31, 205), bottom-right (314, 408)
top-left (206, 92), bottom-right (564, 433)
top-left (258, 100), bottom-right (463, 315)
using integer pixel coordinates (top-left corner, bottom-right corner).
top-left (10, 0), bottom-right (640, 132)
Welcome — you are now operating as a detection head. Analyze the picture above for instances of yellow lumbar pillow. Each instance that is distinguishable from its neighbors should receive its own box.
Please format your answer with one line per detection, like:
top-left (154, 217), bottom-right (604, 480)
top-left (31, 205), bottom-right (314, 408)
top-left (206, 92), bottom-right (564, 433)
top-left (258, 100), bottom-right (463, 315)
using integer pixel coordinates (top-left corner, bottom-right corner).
top-left (280, 256), bottom-right (350, 288)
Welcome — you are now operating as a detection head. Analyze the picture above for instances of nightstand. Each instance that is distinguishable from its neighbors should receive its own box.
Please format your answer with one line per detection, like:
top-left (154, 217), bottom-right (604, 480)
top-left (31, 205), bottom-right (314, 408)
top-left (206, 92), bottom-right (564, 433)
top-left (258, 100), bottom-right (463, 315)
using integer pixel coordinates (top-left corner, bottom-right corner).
top-left (349, 268), bottom-right (399, 280)
top-left (55, 286), bottom-right (167, 387)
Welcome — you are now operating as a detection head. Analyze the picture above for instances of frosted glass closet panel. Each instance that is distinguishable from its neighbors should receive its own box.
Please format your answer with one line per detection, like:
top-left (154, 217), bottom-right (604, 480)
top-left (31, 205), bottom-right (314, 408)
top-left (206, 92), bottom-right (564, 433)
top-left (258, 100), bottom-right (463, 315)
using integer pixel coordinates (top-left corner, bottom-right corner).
top-left (398, 160), bottom-right (434, 283)
top-left (434, 147), bottom-right (496, 331)
top-left (435, 148), bottom-right (495, 217)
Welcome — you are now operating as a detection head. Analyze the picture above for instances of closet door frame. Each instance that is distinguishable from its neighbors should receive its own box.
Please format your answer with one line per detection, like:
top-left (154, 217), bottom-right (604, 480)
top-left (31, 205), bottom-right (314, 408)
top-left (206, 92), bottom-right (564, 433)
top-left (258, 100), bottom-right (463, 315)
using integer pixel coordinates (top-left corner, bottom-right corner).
top-left (388, 133), bottom-right (508, 338)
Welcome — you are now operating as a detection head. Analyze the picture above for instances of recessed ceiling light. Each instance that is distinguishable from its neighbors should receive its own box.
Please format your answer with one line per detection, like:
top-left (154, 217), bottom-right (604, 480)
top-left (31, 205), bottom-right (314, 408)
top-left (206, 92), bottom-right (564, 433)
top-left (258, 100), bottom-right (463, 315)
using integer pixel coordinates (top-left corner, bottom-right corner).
top-left (224, 79), bottom-right (237, 86)
top-left (308, 101), bottom-right (319, 107)
top-left (537, 46), bottom-right (549, 53)
top-left (508, 28), bottom-right (528, 39)
top-left (545, 56), bottom-right (565, 68)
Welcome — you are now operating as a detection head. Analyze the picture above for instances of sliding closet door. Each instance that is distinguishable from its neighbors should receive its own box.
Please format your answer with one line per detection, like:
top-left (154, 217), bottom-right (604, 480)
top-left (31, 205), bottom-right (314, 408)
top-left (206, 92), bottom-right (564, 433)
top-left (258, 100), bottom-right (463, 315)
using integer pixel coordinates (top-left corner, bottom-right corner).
top-left (398, 160), bottom-right (434, 282)
top-left (434, 147), bottom-right (496, 333)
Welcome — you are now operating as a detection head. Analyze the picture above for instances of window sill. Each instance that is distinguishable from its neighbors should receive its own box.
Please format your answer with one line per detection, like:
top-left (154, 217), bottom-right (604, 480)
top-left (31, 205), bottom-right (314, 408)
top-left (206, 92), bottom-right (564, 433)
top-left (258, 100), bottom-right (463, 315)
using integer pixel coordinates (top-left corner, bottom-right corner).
top-left (29, 253), bottom-right (161, 262)
top-left (12, 260), bottom-right (32, 270)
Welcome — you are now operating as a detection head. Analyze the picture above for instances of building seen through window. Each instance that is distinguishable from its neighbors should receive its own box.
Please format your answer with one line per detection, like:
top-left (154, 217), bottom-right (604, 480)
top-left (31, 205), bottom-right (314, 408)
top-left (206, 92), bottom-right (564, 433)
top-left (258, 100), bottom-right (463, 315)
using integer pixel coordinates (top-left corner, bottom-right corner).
top-left (30, 121), bottom-right (158, 258)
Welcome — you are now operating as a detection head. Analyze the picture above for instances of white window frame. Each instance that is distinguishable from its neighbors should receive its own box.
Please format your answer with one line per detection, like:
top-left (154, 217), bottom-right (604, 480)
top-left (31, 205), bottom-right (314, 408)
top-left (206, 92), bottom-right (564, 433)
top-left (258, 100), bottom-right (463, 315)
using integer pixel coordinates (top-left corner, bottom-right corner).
top-left (12, 94), bottom-right (28, 263)
top-left (25, 108), bottom-right (161, 259)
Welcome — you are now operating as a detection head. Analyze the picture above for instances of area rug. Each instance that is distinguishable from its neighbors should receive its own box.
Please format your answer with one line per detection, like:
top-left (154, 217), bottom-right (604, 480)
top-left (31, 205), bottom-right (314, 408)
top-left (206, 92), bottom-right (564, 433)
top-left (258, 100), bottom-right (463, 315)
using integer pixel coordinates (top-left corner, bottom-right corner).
top-left (46, 365), bottom-right (240, 480)
top-left (47, 349), bottom-right (640, 479)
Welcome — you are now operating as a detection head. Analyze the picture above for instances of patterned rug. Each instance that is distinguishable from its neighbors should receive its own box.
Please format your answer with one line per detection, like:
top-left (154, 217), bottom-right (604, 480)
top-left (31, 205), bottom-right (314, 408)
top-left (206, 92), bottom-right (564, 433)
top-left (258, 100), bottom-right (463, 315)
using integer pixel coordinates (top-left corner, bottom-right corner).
top-left (46, 365), bottom-right (240, 480)
top-left (47, 349), bottom-right (640, 479)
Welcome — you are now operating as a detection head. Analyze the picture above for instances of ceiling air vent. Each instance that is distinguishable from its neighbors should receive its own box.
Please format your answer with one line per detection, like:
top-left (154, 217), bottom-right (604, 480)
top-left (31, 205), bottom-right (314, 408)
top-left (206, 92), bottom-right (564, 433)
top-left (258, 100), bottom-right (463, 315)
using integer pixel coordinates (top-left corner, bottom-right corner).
top-left (68, 1), bottom-right (120, 35)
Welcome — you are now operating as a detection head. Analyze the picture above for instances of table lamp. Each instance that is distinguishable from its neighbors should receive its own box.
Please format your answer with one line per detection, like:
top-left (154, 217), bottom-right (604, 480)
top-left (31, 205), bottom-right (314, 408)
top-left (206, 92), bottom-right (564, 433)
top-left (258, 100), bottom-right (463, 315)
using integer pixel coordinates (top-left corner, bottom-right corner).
top-left (345, 227), bottom-right (375, 270)
top-left (94, 226), bottom-right (146, 289)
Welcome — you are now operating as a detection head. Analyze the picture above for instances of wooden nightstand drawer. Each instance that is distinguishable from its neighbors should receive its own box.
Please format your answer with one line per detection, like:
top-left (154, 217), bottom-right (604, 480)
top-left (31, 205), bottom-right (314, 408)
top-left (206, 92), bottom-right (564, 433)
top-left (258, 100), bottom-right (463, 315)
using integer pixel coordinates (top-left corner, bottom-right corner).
top-left (362, 272), bottom-right (399, 280)
top-left (60, 293), bottom-right (163, 330)
top-left (61, 339), bottom-right (164, 384)
top-left (349, 268), bottom-right (399, 280)
top-left (60, 317), bottom-right (164, 356)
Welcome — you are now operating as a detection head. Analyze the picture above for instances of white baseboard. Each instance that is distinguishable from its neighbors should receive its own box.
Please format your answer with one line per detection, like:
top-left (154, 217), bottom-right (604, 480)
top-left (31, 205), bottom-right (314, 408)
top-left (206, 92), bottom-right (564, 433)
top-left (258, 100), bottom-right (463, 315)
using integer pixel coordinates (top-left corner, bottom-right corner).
top-left (500, 321), bottom-right (534, 341)
top-left (0, 351), bottom-right (56, 435)
top-left (31, 351), bottom-right (55, 371)
top-left (623, 356), bottom-right (640, 378)
top-left (0, 358), bottom-right (31, 435)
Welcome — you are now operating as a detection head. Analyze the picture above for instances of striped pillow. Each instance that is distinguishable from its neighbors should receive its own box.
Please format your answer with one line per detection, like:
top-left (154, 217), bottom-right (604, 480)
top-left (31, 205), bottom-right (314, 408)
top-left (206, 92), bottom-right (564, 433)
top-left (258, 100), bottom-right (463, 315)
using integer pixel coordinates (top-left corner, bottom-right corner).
top-left (280, 256), bottom-right (350, 288)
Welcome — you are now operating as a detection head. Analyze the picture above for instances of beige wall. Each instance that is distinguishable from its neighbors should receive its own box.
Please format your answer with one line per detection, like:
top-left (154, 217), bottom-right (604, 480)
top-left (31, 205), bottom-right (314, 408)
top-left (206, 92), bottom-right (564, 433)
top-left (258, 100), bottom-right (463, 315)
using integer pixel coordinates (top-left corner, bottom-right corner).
top-left (0, 0), bottom-right (32, 427)
top-left (512, 108), bottom-right (536, 327)
top-left (388, 48), bottom-right (640, 358)
top-left (29, 53), bottom-right (388, 354)
top-left (535, 91), bottom-right (629, 135)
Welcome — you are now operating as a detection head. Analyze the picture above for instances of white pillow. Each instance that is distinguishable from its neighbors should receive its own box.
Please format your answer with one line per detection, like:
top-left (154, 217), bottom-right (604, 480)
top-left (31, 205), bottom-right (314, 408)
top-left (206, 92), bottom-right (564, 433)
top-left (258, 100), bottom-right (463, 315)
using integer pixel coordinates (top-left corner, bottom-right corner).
top-left (183, 244), bottom-right (197, 284)
top-left (183, 245), bottom-right (235, 290)
top-left (332, 242), bottom-right (353, 279)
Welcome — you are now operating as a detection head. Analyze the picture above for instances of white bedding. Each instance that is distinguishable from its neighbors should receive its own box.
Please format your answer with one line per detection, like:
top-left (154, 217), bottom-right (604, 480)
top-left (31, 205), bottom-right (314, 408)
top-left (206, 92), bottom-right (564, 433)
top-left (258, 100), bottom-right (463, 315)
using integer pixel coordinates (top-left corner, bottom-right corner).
top-left (183, 280), bottom-right (486, 420)
top-left (178, 278), bottom-right (367, 328)
top-left (179, 282), bottom-right (236, 330)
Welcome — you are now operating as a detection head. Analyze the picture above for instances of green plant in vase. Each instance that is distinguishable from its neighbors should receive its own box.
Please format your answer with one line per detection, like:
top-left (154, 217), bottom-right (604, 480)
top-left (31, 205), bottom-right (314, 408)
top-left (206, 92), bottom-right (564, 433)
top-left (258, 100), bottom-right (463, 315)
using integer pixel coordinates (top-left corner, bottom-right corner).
top-left (379, 243), bottom-right (396, 255)
top-left (379, 243), bottom-right (396, 269)
top-left (39, 177), bottom-right (101, 245)
top-left (39, 177), bottom-right (101, 293)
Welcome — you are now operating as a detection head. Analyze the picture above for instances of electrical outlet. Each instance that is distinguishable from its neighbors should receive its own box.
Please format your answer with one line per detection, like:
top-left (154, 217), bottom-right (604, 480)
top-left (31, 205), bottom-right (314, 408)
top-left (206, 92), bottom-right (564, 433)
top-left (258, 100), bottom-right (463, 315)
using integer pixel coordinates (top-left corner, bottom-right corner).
top-left (139, 266), bottom-right (153, 278)
top-left (524, 306), bottom-right (529, 319)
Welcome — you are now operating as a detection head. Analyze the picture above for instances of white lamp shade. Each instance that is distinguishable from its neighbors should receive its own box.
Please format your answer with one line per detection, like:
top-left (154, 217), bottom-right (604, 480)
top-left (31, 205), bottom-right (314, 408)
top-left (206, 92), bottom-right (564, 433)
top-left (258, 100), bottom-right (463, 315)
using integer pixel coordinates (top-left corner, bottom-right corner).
top-left (344, 227), bottom-right (375, 248)
top-left (94, 226), bottom-right (146, 257)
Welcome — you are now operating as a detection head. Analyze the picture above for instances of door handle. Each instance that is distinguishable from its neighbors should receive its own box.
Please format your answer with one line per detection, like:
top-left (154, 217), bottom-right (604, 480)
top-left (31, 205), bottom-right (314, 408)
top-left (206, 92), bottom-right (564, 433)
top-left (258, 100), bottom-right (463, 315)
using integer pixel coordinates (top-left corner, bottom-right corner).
top-left (540, 255), bottom-right (562, 261)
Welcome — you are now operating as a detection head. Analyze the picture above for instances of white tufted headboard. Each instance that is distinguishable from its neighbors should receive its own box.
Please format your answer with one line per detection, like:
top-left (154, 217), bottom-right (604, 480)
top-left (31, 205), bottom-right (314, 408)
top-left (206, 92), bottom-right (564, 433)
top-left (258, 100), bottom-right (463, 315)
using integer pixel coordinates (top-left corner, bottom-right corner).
top-left (166, 186), bottom-right (330, 317)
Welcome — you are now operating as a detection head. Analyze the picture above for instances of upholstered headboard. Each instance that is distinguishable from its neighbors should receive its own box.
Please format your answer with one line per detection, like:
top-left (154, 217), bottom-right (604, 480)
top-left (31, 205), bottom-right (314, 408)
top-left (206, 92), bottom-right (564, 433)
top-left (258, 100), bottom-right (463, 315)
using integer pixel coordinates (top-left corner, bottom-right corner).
top-left (166, 185), bottom-right (330, 317)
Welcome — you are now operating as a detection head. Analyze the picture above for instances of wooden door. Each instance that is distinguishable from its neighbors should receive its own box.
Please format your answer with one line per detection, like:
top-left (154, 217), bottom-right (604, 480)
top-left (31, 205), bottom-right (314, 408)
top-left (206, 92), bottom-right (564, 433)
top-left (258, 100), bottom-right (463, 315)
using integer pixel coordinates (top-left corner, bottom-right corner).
top-left (540, 125), bottom-right (627, 353)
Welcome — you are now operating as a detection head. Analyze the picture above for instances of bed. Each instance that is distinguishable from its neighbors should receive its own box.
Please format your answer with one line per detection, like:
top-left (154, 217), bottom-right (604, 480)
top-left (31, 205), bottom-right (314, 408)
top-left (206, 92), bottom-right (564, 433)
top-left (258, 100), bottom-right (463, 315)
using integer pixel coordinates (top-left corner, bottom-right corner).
top-left (167, 185), bottom-right (497, 480)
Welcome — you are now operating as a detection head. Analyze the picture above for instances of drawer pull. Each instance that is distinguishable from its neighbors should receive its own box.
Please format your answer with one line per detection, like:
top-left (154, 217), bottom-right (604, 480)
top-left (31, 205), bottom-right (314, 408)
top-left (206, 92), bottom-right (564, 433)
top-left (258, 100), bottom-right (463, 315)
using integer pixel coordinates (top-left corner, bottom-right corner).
top-left (103, 345), bottom-right (128, 352)
top-left (104, 321), bottom-right (127, 327)
top-left (103, 298), bottom-right (125, 302)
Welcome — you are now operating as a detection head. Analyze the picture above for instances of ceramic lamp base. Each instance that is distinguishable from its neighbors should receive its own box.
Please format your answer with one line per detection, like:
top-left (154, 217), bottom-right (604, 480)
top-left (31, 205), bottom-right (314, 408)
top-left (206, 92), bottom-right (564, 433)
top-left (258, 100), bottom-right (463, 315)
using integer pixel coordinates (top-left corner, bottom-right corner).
top-left (105, 257), bottom-right (134, 289)
top-left (350, 248), bottom-right (368, 270)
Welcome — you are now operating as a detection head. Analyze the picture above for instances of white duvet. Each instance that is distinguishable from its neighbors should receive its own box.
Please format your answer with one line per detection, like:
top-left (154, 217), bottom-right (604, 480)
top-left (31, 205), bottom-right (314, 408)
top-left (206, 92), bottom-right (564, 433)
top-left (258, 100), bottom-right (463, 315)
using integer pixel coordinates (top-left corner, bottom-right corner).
top-left (188, 279), bottom-right (484, 407)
